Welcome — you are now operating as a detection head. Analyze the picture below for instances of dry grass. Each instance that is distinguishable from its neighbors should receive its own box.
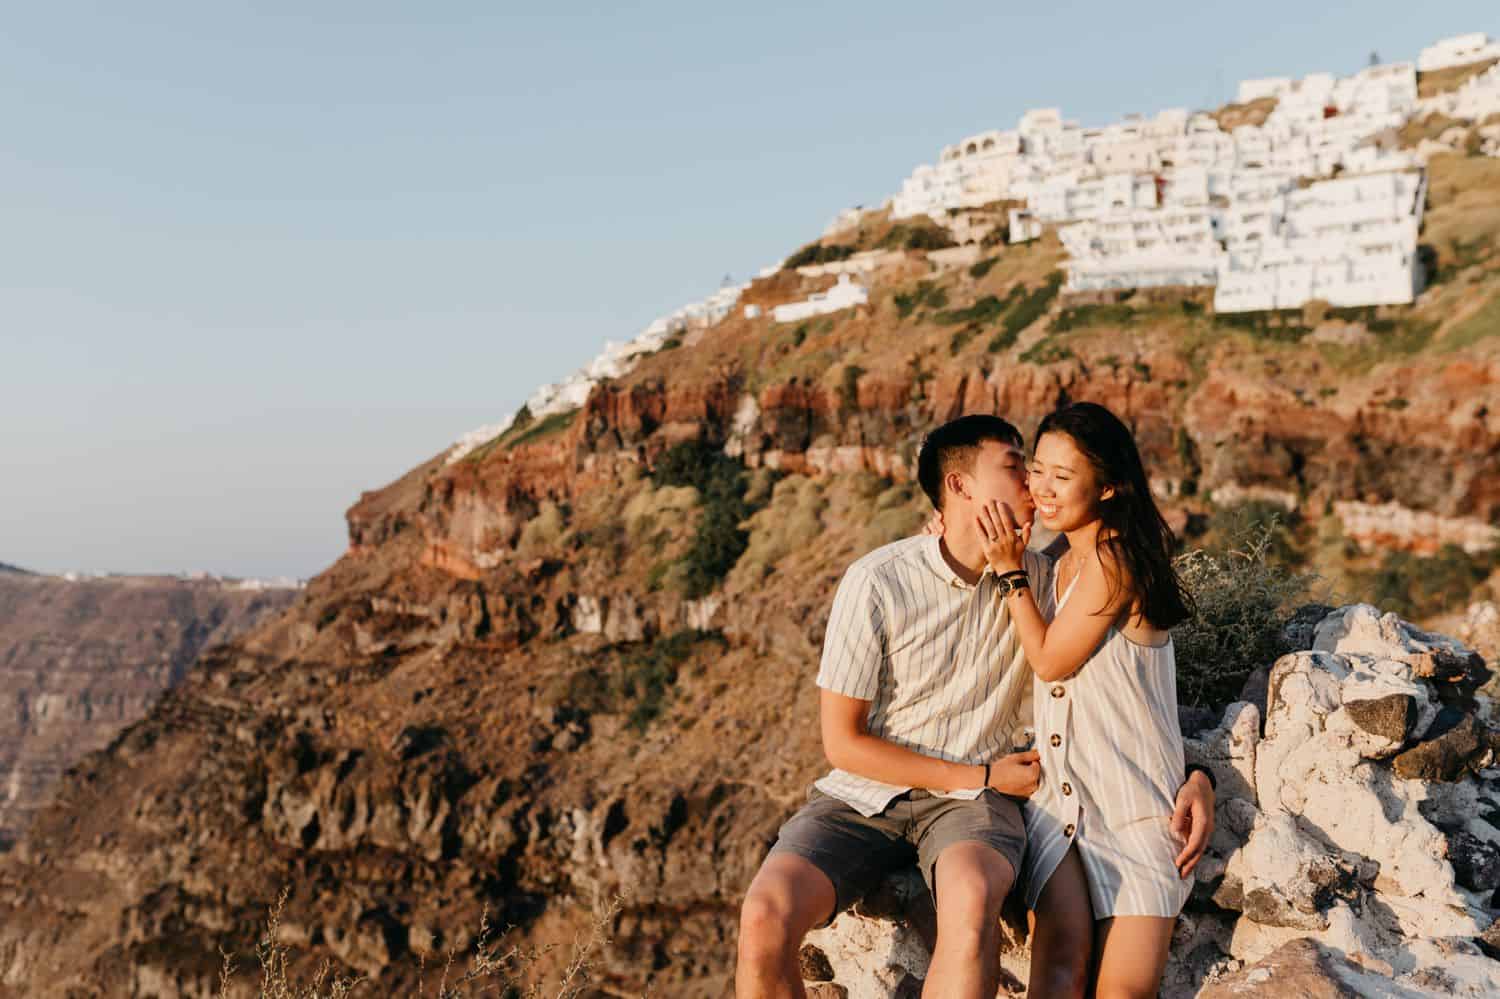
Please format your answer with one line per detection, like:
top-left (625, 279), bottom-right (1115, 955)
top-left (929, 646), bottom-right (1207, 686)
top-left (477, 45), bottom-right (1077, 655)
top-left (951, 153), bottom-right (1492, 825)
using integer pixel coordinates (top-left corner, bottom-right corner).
top-left (1418, 57), bottom-right (1500, 99)
top-left (1173, 520), bottom-right (1318, 709)
top-left (1210, 96), bottom-right (1277, 131)
top-left (219, 889), bottom-right (633, 999)
top-left (730, 475), bottom-right (827, 585)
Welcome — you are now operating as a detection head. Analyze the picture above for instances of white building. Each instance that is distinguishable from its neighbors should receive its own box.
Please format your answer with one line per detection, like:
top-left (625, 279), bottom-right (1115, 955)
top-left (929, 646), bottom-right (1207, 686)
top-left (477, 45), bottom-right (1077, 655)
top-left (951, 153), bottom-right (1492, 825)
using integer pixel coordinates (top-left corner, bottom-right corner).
top-left (1214, 171), bottom-right (1426, 312)
top-left (771, 274), bottom-right (869, 323)
top-left (1419, 33), bottom-right (1500, 72)
top-left (1060, 206), bottom-right (1221, 292)
top-left (1009, 208), bottom-right (1043, 243)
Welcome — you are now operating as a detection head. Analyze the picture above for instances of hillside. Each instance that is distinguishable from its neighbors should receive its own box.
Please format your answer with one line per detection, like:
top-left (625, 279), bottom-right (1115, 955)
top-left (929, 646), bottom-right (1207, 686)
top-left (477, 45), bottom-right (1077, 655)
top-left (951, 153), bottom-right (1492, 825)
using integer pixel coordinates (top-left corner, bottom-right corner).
top-left (2, 54), bottom-right (1500, 999)
top-left (0, 574), bottom-right (299, 851)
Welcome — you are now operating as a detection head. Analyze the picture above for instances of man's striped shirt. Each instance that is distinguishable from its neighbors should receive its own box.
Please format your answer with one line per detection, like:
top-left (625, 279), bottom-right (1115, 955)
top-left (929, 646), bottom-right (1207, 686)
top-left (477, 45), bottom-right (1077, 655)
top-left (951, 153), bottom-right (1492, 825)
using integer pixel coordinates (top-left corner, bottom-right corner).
top-left (814, 535), bottom-right (1049, 817)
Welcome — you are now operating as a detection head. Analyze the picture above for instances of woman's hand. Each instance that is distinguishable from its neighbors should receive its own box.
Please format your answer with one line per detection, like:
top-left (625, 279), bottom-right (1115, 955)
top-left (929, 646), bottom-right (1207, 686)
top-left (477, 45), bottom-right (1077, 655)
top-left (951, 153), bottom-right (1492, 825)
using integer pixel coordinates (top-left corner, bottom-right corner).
top-left (977, 499), bottom-right (1029, 575)
top-left (921, 510), bottom-right (944, 537)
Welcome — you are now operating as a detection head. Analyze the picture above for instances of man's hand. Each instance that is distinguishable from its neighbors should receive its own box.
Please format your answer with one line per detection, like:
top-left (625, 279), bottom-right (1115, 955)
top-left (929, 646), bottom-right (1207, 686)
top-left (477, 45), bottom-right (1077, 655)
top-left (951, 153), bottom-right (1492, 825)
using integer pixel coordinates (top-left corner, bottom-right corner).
top-left (1171, 769), bottom-right (1216, 878)
top-left (987, 749), bottom-right (1041, 798)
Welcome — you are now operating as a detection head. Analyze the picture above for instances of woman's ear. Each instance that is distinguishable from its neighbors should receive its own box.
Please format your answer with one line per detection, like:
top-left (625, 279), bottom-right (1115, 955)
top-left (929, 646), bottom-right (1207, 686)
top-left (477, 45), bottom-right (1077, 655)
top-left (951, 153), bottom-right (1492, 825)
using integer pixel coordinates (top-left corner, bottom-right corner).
top-left (1100, 484), bottom-right (1117, 503)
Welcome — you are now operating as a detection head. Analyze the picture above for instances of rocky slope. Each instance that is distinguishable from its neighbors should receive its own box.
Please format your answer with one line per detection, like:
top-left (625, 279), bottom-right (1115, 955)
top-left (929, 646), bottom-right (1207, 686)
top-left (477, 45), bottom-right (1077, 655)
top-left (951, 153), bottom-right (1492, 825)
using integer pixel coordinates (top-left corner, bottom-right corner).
top-left (0, 573), bottom-right (298, 851)
top-left (0, 153), bottom-right (1498, 996)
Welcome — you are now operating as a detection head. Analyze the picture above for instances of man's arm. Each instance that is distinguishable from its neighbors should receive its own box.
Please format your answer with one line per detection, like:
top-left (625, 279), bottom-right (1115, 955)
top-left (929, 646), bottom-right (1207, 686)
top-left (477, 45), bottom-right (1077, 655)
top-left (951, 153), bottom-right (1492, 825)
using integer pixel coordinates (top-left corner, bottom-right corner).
top-left (820, 690), bottom-right (1040, 796)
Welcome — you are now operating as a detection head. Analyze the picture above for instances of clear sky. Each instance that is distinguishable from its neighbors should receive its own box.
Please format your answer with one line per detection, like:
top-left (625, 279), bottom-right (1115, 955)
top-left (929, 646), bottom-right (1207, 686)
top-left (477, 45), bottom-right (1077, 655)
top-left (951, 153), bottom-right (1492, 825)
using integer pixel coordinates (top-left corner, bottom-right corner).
top-left (2, 1), bottom-right (1492, 579)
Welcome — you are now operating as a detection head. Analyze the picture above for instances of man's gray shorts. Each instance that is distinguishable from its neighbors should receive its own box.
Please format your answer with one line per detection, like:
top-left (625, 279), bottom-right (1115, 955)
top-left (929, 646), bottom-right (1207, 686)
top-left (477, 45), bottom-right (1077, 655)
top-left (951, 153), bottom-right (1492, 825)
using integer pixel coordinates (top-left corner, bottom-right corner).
top-left (768, 787), bottom-right (1026, 925)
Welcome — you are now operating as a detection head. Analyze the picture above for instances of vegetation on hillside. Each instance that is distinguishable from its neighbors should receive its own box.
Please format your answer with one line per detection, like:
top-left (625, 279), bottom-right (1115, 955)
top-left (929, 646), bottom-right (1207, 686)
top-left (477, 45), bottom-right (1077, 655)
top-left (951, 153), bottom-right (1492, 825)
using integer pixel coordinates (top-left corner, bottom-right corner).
top-left (1173, 519), bottom-right (1317, 709)
top-left (650, 440), bottom-right (764, 599)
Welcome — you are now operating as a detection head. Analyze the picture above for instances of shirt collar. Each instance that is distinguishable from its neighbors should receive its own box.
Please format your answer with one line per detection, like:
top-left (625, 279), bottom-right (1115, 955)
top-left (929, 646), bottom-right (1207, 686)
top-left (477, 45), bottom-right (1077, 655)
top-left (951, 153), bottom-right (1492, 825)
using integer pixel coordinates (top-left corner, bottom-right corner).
top-left (922, 535), bottom-right (992, 590)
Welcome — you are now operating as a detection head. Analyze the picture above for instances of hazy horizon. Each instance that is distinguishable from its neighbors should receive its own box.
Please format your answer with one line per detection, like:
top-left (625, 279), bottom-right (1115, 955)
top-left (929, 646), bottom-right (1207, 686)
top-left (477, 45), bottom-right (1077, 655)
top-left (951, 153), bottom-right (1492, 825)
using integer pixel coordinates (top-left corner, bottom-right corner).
top-left (3, 1), bottom-right (1493, 579)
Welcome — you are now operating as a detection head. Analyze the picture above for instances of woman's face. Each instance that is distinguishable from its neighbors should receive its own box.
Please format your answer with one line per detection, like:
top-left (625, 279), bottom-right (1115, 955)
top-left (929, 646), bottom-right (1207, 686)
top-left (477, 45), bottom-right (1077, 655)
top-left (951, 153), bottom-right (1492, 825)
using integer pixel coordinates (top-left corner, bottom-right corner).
top-left (1029, 431), bottom-right (1109, 533)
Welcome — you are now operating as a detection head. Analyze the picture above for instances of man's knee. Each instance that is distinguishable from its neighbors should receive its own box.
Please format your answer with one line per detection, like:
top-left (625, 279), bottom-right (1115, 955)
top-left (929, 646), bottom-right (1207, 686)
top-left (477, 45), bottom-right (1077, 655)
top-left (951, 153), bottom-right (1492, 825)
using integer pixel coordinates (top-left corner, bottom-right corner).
top-left (738, 857), bottom-right (833, 960)
top-left (934, 843), bottom-right (1014, 930)
top-left (739, 887), bottom-right (797, 955)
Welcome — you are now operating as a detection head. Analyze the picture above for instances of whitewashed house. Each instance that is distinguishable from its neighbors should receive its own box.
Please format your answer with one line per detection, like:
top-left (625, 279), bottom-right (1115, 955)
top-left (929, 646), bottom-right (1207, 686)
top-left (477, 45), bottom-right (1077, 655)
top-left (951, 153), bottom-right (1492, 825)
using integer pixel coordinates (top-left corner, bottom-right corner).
top-left (1009, 208), bottom-right (1043, 244)
top-left (1060, 206), bottom-right (1222, 291)
top-left (1215, 171), bottom-right (1426, 311)
top-left (771, 274), bottom-right (869, 323)
top-left (1419, 33), bottom-right (1500, 72)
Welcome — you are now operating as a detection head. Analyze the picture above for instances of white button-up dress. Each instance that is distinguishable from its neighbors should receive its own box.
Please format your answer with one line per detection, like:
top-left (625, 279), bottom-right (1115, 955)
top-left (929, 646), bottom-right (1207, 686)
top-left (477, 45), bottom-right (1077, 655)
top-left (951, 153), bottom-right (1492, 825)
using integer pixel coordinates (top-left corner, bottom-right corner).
top-left (1020, 572), bottom-right (1192, 918)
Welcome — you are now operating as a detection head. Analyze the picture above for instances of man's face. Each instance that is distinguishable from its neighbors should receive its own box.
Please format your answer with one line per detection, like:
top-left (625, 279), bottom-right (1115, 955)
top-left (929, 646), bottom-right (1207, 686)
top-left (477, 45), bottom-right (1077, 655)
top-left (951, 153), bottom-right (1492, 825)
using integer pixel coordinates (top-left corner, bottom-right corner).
top-left (954, 440), bottom-right (1034, 524)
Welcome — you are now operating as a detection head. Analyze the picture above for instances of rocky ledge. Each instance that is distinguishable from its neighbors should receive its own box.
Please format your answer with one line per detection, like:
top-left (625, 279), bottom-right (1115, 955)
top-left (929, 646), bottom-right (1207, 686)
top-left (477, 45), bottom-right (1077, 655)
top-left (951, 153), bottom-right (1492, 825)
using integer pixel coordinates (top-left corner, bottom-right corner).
top-left (801, 604), bottom-right (1500, 997)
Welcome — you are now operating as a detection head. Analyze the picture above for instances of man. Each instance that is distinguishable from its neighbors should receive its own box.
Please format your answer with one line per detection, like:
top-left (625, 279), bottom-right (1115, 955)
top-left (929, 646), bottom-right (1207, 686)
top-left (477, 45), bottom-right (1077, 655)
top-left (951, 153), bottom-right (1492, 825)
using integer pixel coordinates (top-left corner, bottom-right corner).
top-left (736, 414), bottom-right (1215, 999)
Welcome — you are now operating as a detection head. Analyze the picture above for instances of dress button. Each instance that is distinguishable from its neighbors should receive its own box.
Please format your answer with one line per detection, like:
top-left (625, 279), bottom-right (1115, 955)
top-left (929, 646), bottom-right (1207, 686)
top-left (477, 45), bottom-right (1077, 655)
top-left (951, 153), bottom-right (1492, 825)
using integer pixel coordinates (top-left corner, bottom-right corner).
top-left (1049, 734), bottom-right (1062, 748)
top-left (1050, 685), bottom-right (1065, 699)
top-left (1061, 782), bottom-right (1073, 796)
top-left (1064, 823), bottom-right (1075, 837)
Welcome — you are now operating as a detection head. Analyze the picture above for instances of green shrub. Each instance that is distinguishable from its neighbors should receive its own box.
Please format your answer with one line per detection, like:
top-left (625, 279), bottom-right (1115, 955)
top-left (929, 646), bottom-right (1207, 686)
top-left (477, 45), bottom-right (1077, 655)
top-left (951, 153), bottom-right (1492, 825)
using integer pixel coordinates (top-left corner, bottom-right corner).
top-left (879, 222), bottom-right (957, 252)
top-left (1212, 310), bottom-right (1310, 342)
top-left (968, 257), bottom-right (1000, 279)
top-left (1173, 522), bottom-right (1317, 709)
top-left (1019, 338), bottom-right (1075, 364)
top-left (1001, 272), bottom-right (1063, 337)
top-left (621, 630), bottom-right (727, 731)
top-left (893, 280), bottom-right (949, 319)
top-left (783, 243), bottom-right (856, 269)
top-left (652, 441), bottom-right (761, 598)
top-left (933, 294), bottom-right (1010, 327)
top-left (506, 408), bottom-right (578, 450)
top-left (1051, 303), bottom-right (1137, 332)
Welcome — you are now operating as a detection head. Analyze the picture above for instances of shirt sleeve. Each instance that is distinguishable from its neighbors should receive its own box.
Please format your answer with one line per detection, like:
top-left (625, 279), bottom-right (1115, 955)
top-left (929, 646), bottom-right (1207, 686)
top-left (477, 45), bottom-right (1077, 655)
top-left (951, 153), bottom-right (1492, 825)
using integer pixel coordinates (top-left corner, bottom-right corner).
top-left (816, 562), bottom-right (886, 701)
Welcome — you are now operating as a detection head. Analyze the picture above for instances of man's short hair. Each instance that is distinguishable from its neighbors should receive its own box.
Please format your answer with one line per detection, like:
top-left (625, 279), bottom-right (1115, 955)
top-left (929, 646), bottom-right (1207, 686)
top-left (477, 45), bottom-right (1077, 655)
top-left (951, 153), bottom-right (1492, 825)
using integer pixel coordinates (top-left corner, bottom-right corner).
top-left (917, 415), bottom-right (1025, 511)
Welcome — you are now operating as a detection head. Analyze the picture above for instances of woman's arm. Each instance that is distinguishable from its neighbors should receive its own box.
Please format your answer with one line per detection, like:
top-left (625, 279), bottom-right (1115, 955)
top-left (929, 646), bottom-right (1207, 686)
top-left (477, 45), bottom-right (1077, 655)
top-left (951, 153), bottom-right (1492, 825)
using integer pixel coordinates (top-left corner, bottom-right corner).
top-left (978, 502), bottom-right (1131, 682)
top-left (820, 690), bottom-right (1041, 796)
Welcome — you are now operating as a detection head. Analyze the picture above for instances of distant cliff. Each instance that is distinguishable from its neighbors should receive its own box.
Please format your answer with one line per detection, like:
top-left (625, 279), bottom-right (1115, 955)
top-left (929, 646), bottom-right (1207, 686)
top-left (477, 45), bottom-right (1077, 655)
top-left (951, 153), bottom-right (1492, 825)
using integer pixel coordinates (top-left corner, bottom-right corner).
top-left (0, 573), bottom-right (298, 850)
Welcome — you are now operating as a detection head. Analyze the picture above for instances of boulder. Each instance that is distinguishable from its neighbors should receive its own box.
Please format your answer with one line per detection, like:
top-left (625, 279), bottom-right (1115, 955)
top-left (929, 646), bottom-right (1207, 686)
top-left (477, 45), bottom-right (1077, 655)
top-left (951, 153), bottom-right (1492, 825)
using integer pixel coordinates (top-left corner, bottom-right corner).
top-left (796, 605), bottom-right (1500, 997)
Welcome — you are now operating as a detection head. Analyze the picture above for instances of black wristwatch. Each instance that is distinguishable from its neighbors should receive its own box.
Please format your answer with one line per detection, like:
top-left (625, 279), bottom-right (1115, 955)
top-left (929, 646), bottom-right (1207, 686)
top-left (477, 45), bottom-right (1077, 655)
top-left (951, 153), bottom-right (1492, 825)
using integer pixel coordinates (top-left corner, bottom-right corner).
top-left (995, 570), bottom-right (1030, 598)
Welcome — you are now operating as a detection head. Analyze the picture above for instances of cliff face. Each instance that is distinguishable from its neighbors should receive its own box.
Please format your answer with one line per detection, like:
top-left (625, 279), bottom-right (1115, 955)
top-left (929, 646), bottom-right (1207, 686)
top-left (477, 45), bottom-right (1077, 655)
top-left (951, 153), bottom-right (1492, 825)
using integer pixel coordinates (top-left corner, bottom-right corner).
top-left (1, 154), bottom-right (1498, 997)
top-left (0, 574), bottom-right (298, 850)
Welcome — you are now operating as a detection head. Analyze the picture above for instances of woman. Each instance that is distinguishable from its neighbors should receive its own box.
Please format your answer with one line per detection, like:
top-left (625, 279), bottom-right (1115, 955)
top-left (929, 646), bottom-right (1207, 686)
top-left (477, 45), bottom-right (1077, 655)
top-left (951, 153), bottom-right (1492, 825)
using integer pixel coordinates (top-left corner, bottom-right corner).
top-left (979, 401), bottom-right (1194, 998)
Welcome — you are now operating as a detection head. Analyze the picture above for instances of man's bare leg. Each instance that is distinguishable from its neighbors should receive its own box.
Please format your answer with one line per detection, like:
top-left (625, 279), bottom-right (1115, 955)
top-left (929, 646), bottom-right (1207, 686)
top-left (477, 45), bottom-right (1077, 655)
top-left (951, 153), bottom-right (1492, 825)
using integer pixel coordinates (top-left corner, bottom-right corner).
top-left (736, 853), bottom-right (838, 999)
top-left (1093, 915), bottom-right (1175, 999)
top-left (1026, 846), bottom-right (1092, 999)
top-left (924, 841), bottom-right (1015, 999)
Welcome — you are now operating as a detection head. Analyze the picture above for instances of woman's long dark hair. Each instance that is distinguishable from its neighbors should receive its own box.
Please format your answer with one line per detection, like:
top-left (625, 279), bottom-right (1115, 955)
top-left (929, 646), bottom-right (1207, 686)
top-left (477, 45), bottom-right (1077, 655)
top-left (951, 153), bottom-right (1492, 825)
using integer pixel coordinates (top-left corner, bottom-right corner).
top-left (1037, 402), bottom-right (1194, 629)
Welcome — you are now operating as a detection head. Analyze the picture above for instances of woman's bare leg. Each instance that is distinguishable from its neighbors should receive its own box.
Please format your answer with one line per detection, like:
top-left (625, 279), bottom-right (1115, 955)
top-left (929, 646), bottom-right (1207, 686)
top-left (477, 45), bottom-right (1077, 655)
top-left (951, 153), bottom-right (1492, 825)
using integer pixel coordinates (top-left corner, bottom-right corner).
top-left (1026, 847), bottom-right (1093, 999)
top-left (1092, 915), bottom-right (1175, 999)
